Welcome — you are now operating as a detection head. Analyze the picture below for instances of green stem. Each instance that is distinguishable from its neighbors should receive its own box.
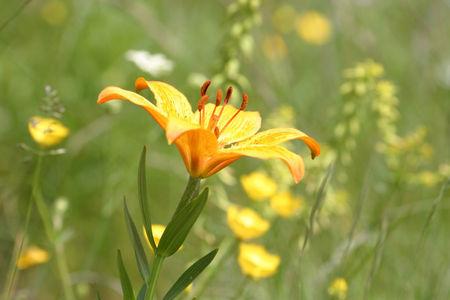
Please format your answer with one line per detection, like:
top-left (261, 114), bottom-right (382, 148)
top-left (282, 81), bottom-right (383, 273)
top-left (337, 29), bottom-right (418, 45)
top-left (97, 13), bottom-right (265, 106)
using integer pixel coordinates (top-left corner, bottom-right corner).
top-left (1, 154), bottom-right (43, 300)
top-left (146, 255), bottom-right (164, 300)
top-left (31, 156), bottom-right (76, 300)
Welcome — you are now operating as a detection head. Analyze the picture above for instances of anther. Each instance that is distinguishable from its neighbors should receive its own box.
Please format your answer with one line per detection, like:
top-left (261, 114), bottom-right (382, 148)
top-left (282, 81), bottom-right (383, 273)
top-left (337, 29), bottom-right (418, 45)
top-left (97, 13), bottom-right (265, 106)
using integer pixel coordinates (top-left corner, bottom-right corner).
top-left (224, 86), bottom-right (233, 104)
top-left (214, 127), bottom-right (220, 137)
top-left (240, 94), bottom-right (249, 110)
top-left (200, 80), bottom-right (212, 96)
top-left (215, 89), bottom-right (223, 106)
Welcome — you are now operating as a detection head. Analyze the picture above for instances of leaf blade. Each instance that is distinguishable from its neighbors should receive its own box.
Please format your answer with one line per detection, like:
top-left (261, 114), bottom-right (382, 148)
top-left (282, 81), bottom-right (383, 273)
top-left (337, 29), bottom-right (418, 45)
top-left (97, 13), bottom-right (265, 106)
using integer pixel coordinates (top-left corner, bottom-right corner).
top-left (139, 146), bottom-right (157, 250)
top-left (123, 198), bottom-right (150, 281)
top-left (163, 249), bottom-right (218, 300)
top-left (117, 249), bottom-right (135, 300)
top-left (157, 188), bottom-right (209, 257)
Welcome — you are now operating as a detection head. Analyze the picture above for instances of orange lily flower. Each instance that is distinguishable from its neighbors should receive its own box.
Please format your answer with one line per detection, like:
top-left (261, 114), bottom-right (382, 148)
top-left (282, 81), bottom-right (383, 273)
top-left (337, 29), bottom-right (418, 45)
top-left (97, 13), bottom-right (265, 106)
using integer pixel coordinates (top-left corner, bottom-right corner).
top-left (97, 78), bottom-right (320, 183)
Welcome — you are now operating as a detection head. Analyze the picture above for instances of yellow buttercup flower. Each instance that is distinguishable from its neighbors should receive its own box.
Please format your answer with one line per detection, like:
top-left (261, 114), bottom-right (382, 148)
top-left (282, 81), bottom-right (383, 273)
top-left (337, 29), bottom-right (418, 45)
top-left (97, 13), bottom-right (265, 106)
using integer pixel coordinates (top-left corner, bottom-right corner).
top-left (143, 224), bottom-right (165, 247)
top-left (328, 277), bottom-right (348, 300)
top-left (241, 171), bottom-right (278, 201)
top-left (17, 246), bottom-right (50, 270)
top-left (296, 11), bottom-right (331, 45)
top-left (238, 243), bottom-right (280, 280)
top-left (227, 205), bottom-right (270, 240)
top-left (98, 78), bottom-right (320, 183)
top-left (270, 192), bottom-right (303, 217)
top-left (28, 116), bottom-right (69, 147)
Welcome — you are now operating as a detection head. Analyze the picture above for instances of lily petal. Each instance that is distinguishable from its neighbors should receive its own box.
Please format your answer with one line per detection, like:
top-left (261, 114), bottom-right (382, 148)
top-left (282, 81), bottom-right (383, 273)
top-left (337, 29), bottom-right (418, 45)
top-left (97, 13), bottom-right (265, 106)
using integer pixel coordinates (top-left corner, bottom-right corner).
top-left (97, 86), bottom-right (167, 128)
top-left (222, 145), bottom-right (305, 183)
top-left (135, 78), bottom-right (194, 121)
top-left (194, 103), bottom-right (262, 145)
top-left (237, 128), bottom-right (320, 159)
top-left (165, 117), bottom-right (200, 144)
top-left (172, 128), bottom-right (219, 178)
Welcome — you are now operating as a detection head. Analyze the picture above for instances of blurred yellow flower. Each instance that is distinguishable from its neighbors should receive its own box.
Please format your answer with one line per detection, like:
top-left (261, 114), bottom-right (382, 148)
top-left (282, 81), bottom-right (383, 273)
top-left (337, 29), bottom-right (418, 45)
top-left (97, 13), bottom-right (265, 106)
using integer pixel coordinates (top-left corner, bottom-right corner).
top-left (17, 246), bottom-right (50, 270)
top-left (40, 0), bottom-right (68, 26)
top-left (227, 205), bottom-right (270, 240)
top-left (98, 79), bottom-right (320, 183)
top-left (270, 192), bottom-right (303, 217)
top-left (238, 243), bottom-right (280, 280)
top-left (328, 277), bottom-right (348, 300)
top-left (241, 171), bottom-right (278, 201)
top-left (376, 80), bottom-right (396, 99)
top-left (28, 116), bottom-right (69, 147)
top-left (143, 224), bottom-right (181, 251)
top-left (295, 11), bottom-right (331, 45)
top-left (262, 35), bottom-right (288, 61)
top-left (272, 5), bottom-right (297, 33)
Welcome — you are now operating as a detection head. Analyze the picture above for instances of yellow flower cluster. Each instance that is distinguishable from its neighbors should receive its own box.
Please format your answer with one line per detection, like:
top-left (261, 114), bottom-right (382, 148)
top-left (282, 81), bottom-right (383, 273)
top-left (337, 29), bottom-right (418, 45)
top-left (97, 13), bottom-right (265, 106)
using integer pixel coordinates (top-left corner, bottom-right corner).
top-left (17, 246), bottom-right (50, 270)
top-left (328, 277), bottom-right (348, 300)
top-left (28, 116), bottom-right (69, 148)
top-left (238, 243), bottom-right (280, 280)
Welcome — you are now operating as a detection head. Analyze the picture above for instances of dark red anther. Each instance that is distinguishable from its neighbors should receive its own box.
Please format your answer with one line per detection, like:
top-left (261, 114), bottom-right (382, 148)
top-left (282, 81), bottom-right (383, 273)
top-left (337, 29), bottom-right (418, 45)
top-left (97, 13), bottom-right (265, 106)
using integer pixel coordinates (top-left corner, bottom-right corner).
top-left (215, 89), bottom-right (223, 106)
top-left (224, 86), bottom-right (233, 104)
top-left (200, 80), bottom-right (212, 96)
top-left (240, 94), bottom-right (249, 110)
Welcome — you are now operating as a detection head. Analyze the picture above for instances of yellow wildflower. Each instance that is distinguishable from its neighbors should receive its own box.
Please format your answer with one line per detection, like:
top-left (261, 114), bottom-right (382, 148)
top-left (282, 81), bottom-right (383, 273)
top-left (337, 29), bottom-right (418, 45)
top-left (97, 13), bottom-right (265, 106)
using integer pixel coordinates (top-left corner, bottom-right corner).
top-left (98, 78), bottom-right (320, 183)
top-left (328, 277), bottom-right (348, 300)
top-left (17, 246), bottom-right (50, 270)
top-left (295, 11), bottom-right (331, 45)
top-left (238, 243), bottom-right (280, 280)
top-left (28, 116), bottom-right (69, 147)
top-left (143, 224), bottom-right (182, 251)
top-left (270, 192), bottom-right (303, 217)
top-left (227, 205), bottom-right (270, 240)
top-left (241, 171), bottom-right (278, 201)
top-left (262, 35), bottom-right (288, 61)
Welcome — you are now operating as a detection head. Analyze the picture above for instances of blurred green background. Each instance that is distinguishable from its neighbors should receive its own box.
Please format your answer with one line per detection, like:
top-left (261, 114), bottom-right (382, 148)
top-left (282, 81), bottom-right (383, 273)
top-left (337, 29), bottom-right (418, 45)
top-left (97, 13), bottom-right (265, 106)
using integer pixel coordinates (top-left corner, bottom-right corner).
top-left (0, 0), bottom-right (449, 299)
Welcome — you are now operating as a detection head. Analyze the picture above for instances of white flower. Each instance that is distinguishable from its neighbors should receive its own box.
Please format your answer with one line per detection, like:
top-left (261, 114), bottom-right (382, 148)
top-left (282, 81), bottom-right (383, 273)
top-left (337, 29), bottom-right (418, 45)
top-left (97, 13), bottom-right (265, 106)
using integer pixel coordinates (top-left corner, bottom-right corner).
top-left (125, 50), bottom-right (174, 76)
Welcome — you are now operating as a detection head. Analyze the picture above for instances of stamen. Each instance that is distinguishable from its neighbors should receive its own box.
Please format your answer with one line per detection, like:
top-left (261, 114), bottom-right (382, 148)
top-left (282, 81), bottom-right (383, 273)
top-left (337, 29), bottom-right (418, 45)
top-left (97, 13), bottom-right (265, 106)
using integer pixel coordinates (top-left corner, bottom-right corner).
top-left (200, 80), bottom-right (211, 96)
top-left (197, 95), bottom-right (209, 127)
top-left (214, 127), bottom-right (220, 138)
top-left (216, 86), bottom-right (233, 121)
top-left (218, 93), bottom-right (249, 136)
top-left (207, 89), bottom-right (223, 130)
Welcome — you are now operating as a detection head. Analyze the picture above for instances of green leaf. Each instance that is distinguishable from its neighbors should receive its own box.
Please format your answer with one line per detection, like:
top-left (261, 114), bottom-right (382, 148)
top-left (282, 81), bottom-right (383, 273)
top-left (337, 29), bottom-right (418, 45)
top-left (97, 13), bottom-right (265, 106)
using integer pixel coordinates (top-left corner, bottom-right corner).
top-left (163, 249), bottom-right (218, 300)
top-left (123, 199), bottom-right (150, 281)
top-left (137, 284), bottom-right (147, 300)
top-left (117, 249), bottom-right (135, 300)
top-left (157, 188), bottom-right (209, 257)
top-left (139, 146), bottom-right (157, 251)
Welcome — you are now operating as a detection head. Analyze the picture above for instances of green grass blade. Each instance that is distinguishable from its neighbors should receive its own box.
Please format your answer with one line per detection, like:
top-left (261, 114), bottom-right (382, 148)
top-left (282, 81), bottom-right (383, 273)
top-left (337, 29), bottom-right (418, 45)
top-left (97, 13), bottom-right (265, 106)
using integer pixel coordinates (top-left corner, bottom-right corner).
top-left (139, 146), bottom-right (157, 251)
top-left (157, 188), bottom-right (209, 257)
top-left (123, 198), bottom-right (150, 281)
top-left (163, 249), bottom-right (218, 300)
top-left (137, 284), bottom-right (147, 300)
top-left (117, 249), bottom-right (136, 300)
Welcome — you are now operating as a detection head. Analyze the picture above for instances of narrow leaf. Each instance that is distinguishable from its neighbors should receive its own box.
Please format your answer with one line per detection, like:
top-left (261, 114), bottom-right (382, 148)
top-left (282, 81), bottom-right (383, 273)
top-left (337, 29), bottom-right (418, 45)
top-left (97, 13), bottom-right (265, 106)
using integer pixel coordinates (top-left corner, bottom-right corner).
top-left (139, 146), bottom-right (157, 250)
top-left (137, 284), bottom-right (147, 300)
top-left (163, 249), bottom-right (218, 300)
top-left (157, 188), bottom-right (209, 257)
top-left (123, 199), bottom-right (150, 281)
top-left (117, 250), bottom-right (135, 300)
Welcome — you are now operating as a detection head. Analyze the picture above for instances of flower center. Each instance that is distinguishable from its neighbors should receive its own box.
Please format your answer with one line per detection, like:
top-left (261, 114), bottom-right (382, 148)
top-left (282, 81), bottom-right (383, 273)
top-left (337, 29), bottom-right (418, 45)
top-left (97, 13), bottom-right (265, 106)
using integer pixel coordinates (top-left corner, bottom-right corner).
top-left (197, 80), bottom-right (249, 139)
